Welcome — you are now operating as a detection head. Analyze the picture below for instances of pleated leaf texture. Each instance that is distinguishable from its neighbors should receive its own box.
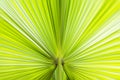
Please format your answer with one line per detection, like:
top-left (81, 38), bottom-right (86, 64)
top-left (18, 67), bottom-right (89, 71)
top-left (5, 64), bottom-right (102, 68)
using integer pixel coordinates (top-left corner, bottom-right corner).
top-left (0, 0), bottom-right (120, 80)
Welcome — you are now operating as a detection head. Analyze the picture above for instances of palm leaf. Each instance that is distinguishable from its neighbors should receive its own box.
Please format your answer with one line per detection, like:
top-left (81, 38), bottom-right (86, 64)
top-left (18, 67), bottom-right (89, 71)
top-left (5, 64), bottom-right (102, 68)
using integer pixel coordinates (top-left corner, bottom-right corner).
top-left (0, 0), bottom-right (120, 80)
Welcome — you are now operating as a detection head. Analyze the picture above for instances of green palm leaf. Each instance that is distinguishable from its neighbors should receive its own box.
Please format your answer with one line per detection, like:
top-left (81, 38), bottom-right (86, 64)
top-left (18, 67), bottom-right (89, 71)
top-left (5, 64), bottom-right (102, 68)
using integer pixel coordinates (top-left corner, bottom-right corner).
top-left (0, 0), bottom-right (120, 80)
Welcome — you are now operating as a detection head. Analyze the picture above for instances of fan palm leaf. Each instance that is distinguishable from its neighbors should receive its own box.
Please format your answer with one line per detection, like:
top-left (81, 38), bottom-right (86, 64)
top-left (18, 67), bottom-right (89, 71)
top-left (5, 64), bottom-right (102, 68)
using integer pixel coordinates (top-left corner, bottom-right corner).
top-left (0, 0), bottom-right (120, 80)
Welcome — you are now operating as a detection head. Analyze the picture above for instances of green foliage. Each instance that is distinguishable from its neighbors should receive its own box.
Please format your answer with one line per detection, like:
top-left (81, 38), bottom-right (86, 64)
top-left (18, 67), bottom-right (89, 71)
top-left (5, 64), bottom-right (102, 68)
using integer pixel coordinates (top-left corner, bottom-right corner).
top-left (0, 0), bottom-right (120, 80)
